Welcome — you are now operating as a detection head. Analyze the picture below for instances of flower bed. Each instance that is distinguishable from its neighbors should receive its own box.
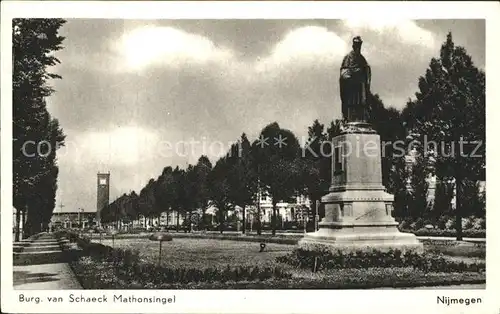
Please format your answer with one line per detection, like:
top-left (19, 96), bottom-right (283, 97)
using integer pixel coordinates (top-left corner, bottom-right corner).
top-left (277, 247), bottom-right (485, 273)
top-left (72, 258), bottom-right (484, 289)
top-left (73, 254), bottom-right (292, 289)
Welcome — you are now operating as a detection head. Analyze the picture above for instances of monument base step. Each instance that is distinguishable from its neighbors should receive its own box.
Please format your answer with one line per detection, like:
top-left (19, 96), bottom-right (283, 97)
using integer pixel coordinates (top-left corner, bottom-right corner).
top-left (298, 230), bottom-right (423, 253)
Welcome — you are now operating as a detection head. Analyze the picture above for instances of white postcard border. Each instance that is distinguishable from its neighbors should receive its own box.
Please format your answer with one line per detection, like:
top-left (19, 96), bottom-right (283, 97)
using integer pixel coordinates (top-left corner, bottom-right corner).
top-left (1, 1), bottom-right (499, 314)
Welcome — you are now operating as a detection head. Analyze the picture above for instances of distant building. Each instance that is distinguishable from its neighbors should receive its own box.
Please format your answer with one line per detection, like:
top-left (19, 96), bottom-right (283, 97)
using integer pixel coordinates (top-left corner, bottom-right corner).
top-left (240, 193), bottom-right (312, 228)
top-left (125, 211), bottom-right (185, 229)
top-left (50, 210), bottom-right (96, 229)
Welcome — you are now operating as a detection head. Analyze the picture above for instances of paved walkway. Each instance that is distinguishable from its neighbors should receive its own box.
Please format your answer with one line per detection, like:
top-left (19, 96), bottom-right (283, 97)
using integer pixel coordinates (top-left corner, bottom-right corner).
top-left (416, 236), bottom-right (485, 243)
top-left (13, 233), bottom-right (82, 289)
top-left (13, 263), bottom-right (82, 289)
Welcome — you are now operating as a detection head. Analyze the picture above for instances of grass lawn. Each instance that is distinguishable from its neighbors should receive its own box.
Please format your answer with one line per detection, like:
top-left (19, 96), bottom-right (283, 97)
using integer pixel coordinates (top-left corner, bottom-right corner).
top-left (421, 240), bottom-right (485, 258)
top-left (99, 237), bottom-right (485, 269)
top-left (100, 238), bottom-right (293, 268)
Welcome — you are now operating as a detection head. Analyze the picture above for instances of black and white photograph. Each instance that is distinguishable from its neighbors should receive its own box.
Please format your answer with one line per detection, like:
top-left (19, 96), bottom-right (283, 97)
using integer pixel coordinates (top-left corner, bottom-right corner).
top-left (1, 1), bottom-right (499, 314)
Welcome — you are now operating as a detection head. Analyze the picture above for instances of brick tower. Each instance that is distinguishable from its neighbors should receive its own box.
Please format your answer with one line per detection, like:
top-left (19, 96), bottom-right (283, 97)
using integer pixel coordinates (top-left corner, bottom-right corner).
top-left (96, 172), bottom-right (110, 226)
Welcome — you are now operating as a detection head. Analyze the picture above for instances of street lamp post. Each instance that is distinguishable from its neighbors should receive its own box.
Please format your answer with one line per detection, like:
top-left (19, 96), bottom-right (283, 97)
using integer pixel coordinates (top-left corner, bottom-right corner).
top-left (149, 233), bottom-right (173, 266)
top-left (111, 230), bottom-right (117, 248)
top-left (78, 208), bottom-right (84, 230)
top-left (250, 214), bottom-right (253, 233)
top-left (315, 200), bottom-right (320, 231)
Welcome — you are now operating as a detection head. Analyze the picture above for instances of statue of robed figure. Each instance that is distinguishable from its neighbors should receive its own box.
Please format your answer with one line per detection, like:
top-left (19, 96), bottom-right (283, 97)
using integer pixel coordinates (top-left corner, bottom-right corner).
top-left (340, 36), bottom-right (371, 122)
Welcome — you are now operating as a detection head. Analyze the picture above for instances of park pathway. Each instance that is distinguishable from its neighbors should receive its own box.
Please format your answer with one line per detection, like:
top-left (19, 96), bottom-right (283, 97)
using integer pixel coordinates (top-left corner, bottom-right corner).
top-left (13, 232), bottom-right (82, 289)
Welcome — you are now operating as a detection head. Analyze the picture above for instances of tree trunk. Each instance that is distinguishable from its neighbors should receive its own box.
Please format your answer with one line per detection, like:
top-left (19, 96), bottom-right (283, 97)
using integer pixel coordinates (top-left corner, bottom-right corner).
top-left (219, 208), bottom-right (224, 234)
top-left (201, 207), bottom-right (206, 231)
top-left (271, 199), bottom-right (277, 236)
top-left (176, 211), bottom-right (180, 232)
top-left (21, 209), bottom-right (27, 239)
top-left (14, 209), bottom-right (21, 242)
top-left (242, 205), bottom-right (246, 234)
top-left (455, 177), bottom-right (463, 241)
top-left (256, 204), bottom-right (262, 236)
top-left (311, 197), bottom-right (318, 230)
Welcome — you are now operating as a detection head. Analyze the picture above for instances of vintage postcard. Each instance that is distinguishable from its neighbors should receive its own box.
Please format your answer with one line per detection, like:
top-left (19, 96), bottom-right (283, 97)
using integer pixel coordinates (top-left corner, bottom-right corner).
top-left (1, 1), bottom-right (499, 313)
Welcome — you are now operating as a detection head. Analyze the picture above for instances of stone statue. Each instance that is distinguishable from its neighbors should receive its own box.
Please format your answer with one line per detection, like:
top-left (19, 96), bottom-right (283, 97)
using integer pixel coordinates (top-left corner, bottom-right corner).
top-left (298, 36), bottom-right (423, 254)
top-left (339, 36), bottom-right (371, 122)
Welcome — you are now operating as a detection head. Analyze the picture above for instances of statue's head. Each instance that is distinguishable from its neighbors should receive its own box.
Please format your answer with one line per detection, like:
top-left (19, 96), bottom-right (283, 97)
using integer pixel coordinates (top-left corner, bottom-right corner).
top-left (352, 36), bottom-right (363, 52)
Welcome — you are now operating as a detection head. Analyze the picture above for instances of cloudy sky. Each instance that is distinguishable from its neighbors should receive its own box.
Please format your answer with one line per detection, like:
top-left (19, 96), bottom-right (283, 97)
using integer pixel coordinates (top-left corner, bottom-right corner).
top-left (46, 19), bottom-right (485, 213)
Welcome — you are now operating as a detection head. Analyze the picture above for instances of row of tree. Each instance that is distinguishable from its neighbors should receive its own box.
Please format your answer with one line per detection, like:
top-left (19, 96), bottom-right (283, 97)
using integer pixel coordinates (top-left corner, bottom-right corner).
top-left (13, 19), bottom-right (67, 240)
top-left (101, 33), bottom-right (485, 239)
top-left (12, 23), bottom-right (484, 240)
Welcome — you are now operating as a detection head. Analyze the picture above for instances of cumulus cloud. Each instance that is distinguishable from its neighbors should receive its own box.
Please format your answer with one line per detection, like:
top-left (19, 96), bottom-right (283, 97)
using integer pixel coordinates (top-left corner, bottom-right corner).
top-left (338, 18), bottom-right (437, 69)
top-left (256, 26), bottom-right (347, 73)
top-left (342, 18), bottom-right (436, 48)
top-left (114, 25), bottom-right (235, 72)
top-left (61, 126), bottom-right (160, 166)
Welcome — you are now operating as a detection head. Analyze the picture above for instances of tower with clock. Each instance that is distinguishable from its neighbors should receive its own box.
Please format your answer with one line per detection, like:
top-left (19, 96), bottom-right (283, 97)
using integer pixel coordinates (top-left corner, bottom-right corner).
top-left (96, 172), bottom-right (110, 226)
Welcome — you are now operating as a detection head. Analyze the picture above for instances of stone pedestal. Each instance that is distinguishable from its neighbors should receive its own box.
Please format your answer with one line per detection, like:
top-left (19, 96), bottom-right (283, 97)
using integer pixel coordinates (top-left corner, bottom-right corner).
top-left (299, 122), bottom-right (422, 253)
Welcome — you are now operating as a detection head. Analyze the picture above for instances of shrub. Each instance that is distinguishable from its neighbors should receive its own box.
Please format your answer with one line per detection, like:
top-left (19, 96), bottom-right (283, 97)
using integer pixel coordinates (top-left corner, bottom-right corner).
top-left (127, 227), bottom-right (147, 234)
top-left (399, 218), bottom-right (413, 230)
top-left (440, 216), bottom-right (479, 231)
top-left (397, 215), bottom-right (486, 239)
top-left (436, 215), bottom-right (451, 230)
top-left (409, 228), bottom-right (485, 238)
top-left (471, 217), bottom-right (485, 230)
top-left (463, 217), bottom-right (474, 230)
top-left (410, 218), bottom-right (425, 230)
top-left (445, 217), bottom-right (455, 229)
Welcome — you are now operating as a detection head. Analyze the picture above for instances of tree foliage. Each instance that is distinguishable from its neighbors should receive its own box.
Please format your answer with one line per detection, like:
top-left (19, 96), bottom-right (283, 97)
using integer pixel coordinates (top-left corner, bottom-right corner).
top-left (403, 32), bottom-right (485, 239)
top-left (226, 134), bottom-right (257, 234)
top-left (252, 122), bottom-right (303, 235)
top-left (13, 18), bottom-right (66, 239)
top-left (99, 32), bottom-right (485, 241)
